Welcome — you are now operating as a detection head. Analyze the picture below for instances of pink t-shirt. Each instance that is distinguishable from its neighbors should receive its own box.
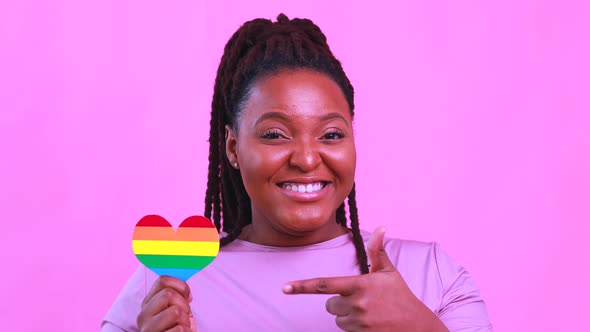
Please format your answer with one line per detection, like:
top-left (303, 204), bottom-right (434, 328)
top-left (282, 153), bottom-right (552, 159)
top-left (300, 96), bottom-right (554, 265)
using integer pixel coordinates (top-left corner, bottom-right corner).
top-left (101, 231), bottom-right (492, 331)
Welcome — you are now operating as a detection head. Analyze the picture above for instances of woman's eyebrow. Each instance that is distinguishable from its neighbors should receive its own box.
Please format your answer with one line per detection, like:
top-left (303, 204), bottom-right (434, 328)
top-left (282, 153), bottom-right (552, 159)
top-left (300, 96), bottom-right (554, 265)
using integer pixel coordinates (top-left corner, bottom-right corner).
top-left (254, 111), bottom-right (291, 126)
top-left (319, 112), bottom-right (349, 126)
top-left (254, 111), bottom-right (349, 126)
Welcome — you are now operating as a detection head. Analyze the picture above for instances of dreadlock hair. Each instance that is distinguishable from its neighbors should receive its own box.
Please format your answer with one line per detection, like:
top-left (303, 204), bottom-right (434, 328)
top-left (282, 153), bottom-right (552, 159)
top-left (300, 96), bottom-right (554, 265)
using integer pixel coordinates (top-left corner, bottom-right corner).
top-left (204, 13), bottom-right (370, 274)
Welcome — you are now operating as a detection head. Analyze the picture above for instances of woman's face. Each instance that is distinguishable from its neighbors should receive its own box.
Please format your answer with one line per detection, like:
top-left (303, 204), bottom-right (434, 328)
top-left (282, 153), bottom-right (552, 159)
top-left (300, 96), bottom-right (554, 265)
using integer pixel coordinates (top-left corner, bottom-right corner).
top-left (226, 69), bottom-right (356, 246)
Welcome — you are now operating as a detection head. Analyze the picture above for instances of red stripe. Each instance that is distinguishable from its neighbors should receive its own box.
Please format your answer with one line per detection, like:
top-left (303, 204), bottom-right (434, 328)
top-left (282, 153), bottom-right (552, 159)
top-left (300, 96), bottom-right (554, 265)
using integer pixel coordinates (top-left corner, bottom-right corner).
top-left (179, 216), bottom-right (215, 228)
top-left (136, 215), bottom-right (172, 227)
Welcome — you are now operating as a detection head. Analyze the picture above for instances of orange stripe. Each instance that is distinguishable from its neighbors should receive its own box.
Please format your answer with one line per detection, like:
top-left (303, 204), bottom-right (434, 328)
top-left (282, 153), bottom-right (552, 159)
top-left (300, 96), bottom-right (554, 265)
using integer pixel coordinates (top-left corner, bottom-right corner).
top-left (133, 226), bottom-right (219, 242)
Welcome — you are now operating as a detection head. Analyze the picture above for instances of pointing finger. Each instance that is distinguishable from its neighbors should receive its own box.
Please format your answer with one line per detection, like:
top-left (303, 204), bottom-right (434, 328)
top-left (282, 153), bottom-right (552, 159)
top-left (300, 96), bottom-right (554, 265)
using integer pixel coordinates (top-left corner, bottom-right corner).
top-left (283, 276), bottom-right (360, 296)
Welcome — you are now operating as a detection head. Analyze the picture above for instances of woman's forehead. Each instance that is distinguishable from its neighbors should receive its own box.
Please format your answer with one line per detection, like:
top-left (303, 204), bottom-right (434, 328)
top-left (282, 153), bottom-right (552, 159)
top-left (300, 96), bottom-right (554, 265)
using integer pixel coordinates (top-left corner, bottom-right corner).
top-left (240, 70), bottom-right (351, 122)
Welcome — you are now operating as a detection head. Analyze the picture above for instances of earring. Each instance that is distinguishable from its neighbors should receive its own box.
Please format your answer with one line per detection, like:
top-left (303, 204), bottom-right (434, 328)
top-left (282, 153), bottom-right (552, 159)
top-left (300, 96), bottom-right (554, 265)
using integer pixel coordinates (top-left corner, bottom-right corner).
top-left (233, 161), bottom-right (239, 168)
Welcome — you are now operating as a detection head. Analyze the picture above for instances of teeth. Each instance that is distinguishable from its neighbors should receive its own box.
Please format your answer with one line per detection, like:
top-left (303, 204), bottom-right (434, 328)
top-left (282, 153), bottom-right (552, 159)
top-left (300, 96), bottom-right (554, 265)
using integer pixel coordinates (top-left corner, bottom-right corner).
top-left (281, 182), bottom-right (325, 193)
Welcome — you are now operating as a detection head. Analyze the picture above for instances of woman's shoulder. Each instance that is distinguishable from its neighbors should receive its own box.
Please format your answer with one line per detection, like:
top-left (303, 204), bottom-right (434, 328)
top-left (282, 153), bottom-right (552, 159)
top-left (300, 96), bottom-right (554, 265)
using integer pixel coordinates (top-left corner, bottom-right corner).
top-left (359, 229), bottom-right (491, 327)
top-left (359, 229), bottom-right (472, 294)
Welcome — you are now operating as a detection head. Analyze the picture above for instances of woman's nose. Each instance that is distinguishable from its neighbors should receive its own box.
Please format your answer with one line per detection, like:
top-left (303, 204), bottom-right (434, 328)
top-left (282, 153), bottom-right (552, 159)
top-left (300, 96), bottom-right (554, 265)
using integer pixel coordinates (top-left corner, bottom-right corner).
top-left (289, 138), bottom-right (322, 172)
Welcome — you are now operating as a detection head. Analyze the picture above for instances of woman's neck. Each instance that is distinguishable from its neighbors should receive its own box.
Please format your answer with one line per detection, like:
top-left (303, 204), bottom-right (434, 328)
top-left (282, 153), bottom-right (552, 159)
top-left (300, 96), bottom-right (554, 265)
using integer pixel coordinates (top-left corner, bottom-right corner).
top-left (239, 222), bottom-right (350, 247)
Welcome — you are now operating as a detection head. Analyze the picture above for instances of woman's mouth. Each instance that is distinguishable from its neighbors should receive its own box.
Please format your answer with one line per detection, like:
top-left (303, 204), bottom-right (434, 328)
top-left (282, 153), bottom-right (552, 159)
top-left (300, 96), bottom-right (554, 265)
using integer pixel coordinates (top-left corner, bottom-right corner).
top-left (280, 182), bottom-right (327, 193)
top-left (277, 181), bottom-right (331, 201)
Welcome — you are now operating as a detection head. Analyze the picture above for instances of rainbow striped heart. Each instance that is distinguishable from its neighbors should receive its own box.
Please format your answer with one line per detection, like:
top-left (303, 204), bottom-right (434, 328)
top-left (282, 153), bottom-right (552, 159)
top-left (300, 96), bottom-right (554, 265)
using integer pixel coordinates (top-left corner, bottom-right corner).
top-left (132, 215), bottom-right (220, 281)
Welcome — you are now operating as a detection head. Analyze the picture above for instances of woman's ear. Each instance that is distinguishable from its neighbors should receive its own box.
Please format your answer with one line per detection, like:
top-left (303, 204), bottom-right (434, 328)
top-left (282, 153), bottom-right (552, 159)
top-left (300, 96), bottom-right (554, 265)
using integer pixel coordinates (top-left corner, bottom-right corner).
top-left (225, 124), bottom-right (239, 169)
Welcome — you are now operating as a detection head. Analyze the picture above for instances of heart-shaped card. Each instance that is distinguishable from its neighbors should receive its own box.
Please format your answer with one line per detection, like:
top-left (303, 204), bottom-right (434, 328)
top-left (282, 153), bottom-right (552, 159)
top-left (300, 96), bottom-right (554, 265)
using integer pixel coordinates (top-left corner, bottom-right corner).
top-left (132, 215), bottom-right (220, 281)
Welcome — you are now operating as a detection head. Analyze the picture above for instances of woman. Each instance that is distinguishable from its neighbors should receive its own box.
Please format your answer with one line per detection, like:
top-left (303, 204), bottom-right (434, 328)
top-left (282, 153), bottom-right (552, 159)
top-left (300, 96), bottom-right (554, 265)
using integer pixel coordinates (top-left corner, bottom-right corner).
top-left (102, 14), bottom-right (492, 332)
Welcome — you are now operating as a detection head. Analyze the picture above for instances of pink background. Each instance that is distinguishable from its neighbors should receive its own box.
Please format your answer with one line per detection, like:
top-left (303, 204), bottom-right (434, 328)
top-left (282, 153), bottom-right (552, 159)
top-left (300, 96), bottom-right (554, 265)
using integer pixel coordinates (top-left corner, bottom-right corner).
top-left (1, 0), bottom-right (588, 330)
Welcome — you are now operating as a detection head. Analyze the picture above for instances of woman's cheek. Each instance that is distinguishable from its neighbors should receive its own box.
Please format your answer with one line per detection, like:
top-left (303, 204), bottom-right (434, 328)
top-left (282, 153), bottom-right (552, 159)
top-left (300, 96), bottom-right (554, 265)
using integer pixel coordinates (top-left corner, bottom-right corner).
top-left (323, 144), bottom-right (356, 171)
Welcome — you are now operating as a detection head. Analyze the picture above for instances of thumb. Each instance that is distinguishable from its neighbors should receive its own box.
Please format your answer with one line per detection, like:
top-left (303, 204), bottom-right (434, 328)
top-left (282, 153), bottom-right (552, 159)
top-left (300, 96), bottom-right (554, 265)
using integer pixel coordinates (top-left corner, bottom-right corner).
top-left (367, 226), bottom-right (395, 273)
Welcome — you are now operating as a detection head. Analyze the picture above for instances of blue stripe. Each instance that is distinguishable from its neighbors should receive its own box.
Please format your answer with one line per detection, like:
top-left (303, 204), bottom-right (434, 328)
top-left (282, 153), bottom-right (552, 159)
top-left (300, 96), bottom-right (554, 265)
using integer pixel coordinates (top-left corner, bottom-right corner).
top-left (150, 267), bottom-right (201, 281)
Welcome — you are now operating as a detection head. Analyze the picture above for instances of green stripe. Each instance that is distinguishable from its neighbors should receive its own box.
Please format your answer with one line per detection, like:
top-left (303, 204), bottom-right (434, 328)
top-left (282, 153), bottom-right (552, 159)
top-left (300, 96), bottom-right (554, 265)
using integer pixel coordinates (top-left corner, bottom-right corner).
top-left (136, 254), bottom-right (216, 269)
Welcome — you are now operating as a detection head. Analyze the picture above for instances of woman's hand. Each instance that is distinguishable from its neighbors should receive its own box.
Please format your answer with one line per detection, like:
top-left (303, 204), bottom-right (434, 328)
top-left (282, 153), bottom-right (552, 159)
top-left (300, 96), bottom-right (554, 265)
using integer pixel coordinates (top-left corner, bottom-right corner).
top-left (283, 227), bottom-right (449, 332)
top-left (137, 276), bottom-right (197, 332)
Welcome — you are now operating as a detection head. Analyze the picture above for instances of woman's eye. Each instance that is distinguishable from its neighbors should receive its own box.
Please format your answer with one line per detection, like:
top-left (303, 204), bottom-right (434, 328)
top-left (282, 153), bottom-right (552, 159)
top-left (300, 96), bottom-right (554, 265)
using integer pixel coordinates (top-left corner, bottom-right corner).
top-left (322, 132), bottom-right (344, 140)
top-left (260, 130), bottom-right (284, 139)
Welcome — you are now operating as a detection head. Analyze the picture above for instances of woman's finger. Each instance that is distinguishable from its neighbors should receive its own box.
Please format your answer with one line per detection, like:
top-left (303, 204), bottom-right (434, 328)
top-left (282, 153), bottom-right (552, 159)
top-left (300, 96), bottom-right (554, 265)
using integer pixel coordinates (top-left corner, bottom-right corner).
top-left (326, 295), bottom-right (352, 316)
top-left (165, 326), bottom-right (193, 332)
top-left (143, 276), bottom-right (192, 306)
top-left (141, 287), bottom-right (192, 321)
top-left (335, 314), bottom-right (357, 332)
top-left (145, 305), bottom-right (192, 331)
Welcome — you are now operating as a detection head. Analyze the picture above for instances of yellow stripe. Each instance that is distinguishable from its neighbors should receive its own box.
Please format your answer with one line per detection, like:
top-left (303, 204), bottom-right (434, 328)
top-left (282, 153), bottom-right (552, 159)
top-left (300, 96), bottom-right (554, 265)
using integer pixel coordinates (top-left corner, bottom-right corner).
top-left (132, 240), bottom-right (220, 256)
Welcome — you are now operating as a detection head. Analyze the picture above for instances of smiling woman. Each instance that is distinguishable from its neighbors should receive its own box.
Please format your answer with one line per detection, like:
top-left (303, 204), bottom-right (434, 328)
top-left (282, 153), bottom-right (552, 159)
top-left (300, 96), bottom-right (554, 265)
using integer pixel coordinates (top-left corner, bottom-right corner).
top-left (101, 14), bottom-right (492, 332)
top-left (226, 70), bottom-right (356, 247)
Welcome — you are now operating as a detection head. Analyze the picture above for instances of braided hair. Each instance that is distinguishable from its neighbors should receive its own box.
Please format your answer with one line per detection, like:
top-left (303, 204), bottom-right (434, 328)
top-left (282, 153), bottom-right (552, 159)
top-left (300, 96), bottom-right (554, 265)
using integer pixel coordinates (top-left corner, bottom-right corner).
top-left (205, 13), bottom-right (369, 274)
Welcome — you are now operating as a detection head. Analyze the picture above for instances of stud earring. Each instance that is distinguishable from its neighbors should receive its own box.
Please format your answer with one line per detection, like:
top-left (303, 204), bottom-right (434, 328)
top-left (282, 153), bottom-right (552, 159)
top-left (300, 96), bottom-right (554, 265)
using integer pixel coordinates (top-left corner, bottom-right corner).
top-left (233, 162), bottom-right (239, 168)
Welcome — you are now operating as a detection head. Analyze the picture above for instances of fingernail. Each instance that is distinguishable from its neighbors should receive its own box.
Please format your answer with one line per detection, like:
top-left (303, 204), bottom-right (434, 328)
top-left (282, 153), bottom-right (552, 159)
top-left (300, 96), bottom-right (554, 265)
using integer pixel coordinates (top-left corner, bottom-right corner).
top-left (282, 284), bottom-right (294, 294)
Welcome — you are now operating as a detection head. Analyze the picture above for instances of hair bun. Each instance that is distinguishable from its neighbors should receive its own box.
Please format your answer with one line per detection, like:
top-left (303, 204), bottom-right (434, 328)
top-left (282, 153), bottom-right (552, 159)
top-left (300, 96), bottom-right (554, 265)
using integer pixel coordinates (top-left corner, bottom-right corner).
top-left (277, 13), bottom-right (290, 23)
